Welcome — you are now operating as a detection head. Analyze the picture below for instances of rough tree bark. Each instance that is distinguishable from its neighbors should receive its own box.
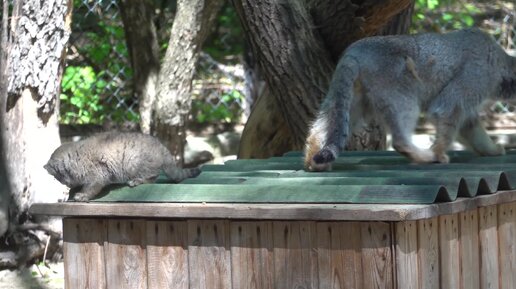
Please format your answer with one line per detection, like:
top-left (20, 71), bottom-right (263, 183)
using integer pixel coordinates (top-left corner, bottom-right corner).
top-left (0, 0), bottom-right (10, 239)
top-left (235, 0), bottom-right (414, 158)
top-left (0, 0), bottom-right (71, 266)
top-left (153, 0), bottom-right (223, 165)
top-left (119, 0), bottom-right (160, 134)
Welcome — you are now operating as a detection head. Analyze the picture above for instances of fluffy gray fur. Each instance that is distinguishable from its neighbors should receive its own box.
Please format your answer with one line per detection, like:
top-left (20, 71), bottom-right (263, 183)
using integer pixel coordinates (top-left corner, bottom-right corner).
top-left (44, 131), bottom-right (201, 201)
top-left (305, 28), bottom-right (516, 171)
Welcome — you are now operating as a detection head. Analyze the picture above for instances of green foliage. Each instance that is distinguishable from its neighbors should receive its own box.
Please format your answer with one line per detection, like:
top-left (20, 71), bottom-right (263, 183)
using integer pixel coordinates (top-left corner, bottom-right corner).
top-left (60, 2), bottom-right (137, 125)
top-left (192, 90), bottom-right (243, 124)
top-left (60, 66), bottom-right (106, 124)
top-left (412, 0), bottom-right (480, 32)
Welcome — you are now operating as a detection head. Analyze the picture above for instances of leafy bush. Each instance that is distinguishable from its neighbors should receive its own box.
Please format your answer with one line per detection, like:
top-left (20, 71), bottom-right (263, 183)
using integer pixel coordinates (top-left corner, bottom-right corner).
top-left (412, 0), bottom-right (479, 32)
top-left (60, 66), bottom-right (106, 124)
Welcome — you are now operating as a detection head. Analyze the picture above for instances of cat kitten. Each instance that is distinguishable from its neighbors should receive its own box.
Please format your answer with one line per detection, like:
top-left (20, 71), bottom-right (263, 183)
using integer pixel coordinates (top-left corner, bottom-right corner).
top-left (44, 131), bottom-right (201, 201)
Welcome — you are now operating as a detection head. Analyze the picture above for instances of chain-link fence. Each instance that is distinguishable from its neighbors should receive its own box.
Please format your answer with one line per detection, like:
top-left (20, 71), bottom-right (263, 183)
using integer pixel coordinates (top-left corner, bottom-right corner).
top-left (63, 0), bottom-right (245, 130)
top-left (62, 0), bottom-right (134, 126)
top-left (63, 0), bottom-right (515, 130)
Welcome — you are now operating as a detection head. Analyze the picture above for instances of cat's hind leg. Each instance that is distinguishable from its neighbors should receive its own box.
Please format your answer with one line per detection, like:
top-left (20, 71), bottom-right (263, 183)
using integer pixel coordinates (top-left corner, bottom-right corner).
top-left (380, 97), bottom-right (435, 163)
top-left (429, 69), bottom-right (495, 162)
top-left (458, 118), bottom-right (505, 156)
top-left (430, 115), bottom-right (461, 163)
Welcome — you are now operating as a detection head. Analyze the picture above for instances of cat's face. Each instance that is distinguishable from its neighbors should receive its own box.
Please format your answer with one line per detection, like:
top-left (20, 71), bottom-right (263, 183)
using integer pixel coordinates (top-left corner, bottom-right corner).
top-left (44, 159), bottom-right (73, 187)
top-left (44, 144), bottom-right (79, 187)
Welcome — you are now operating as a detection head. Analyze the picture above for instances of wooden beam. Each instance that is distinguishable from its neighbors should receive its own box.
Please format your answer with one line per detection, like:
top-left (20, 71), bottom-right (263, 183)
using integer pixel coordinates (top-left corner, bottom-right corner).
top-left (31, 190), bottom-right (516, 221)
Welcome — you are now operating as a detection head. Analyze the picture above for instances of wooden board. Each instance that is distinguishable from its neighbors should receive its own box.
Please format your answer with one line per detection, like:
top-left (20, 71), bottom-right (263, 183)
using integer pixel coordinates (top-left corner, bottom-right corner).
top-left (104, 219), bottom-right (147, 289)
top-left (498, 203), bottom-right (516, 289)
top-left (316, 222), bottom-right (363, 289)
top-left (230, 221), bottom-right (273, 289)
top-left (479, 206), bottom-right (499, 289)
top-left (272, 222), bottom-right (319, 289)
top-left (30, 190), bottom-right (516, 221)
top-left (439, 214), bottom-right (460, 289)
top-left (459, 209), bottom-right (480, 289)
top-left (187, 220), bottom-right (231, 289)
top-left (146, 221), bottom-right (189, 289)
top-left (417, 217), bottom-right (439, 289)
top-left (360, 222), bottom-right (393, 289)
top-left (63, 218), bottom-right (107, 289)
top-left (395, 221), bottom-right (418, 289)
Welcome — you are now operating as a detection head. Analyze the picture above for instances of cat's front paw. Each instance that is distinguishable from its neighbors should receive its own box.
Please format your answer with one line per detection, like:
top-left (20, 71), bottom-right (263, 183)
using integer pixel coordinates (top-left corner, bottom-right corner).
top-left (434, 152), bottom-right (450, 164)
top-left (127, 179), bottom-right (143, 187)
top-left (73, 193), bottom-right (90, 202)
top-left (306, 149), bottom-right (335, 171)
top-left (306, 161), bottom-right (332, 172)
top-left (408, 149), bottom-right (438, 163)
top-left (479, 143), bottom-right (506, 156)
top-left (494, 144), bottom-right (506, 155)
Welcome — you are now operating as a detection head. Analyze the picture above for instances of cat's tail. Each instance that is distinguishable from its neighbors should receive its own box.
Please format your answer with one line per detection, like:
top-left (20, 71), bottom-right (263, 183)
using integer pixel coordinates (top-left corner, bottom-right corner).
top-left (163, 165), bottom-right (201, 183)
top-left (162, 154), bottom-right (202, 183)
top-left (304, 56), bottom-right (360, 171)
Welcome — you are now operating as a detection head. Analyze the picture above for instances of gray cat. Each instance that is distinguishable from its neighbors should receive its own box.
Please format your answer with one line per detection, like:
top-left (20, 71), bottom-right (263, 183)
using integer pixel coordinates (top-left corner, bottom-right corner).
top-left (44, 131), bottom-right (201, 201)
top-left (305, 28), bottom-right (516, 171)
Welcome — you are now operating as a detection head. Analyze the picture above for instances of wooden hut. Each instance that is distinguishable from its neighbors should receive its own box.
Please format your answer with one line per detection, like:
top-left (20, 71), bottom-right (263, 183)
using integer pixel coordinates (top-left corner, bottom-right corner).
top-left (31, 151), bottom-right (516, 289)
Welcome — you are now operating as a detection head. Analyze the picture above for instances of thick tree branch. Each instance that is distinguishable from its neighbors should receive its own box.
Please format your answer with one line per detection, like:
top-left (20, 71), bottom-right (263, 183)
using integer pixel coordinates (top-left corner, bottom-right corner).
top-left (153, 0), bottom-right (223, 164)
top-left (119, 0), bottom-right (160, 134)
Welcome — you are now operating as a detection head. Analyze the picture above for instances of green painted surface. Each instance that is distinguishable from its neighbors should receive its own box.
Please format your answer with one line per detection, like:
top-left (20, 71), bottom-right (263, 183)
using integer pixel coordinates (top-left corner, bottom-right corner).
top-left (92, 150), bottom-right (516, 204)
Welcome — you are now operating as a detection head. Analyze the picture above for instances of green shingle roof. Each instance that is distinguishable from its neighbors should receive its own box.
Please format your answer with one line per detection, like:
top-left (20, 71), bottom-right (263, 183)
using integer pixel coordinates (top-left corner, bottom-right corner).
top-left (92, 150), bottom-right (516, 204)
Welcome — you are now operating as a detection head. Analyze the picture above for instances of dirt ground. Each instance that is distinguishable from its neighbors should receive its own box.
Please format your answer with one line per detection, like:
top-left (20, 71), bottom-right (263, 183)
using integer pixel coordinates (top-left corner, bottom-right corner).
top-left (0, 262), bottom-right (64, 289)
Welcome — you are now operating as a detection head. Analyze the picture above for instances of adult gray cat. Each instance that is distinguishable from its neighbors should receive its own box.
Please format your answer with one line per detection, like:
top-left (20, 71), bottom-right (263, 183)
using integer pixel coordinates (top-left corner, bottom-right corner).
top-left (305, 28), bottom-right (515, 171)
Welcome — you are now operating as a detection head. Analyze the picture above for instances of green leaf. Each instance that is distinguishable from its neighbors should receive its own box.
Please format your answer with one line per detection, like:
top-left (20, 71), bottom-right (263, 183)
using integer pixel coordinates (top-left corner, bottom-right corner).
top-left (442, 13), bottom-right (453, 21)
top-left (427, 0), bottom-right (439, 10)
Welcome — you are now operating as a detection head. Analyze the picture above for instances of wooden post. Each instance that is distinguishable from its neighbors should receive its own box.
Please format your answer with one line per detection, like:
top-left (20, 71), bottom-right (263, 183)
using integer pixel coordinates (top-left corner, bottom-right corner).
top-left (63, 218), bottom-right (107, 289)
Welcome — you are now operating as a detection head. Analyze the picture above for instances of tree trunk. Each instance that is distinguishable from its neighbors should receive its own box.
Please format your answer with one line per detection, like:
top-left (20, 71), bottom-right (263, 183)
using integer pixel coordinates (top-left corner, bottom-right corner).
top-left (241, 41), bottom-right (264, 119)
top-left (0, 0), bottom-right (71, 266)
top-left (378, 1), bottom-right (415, 36)
top-left (153, 0), bottom-right (223, 165)
top-left (238, 86), bottom-right (295, 158)
top-left (119, 0), bottom-right (160, 134)
top-left (234, 0), bottom-right (335, 149)
top-left (0, 0), bottom-right (10, 239)
top-left (236, 0), bottom-right (414, 158)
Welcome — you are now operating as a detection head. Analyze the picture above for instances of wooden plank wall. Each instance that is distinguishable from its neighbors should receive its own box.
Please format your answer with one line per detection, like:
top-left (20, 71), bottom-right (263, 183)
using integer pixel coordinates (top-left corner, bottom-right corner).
top-left (394, 202), bottom-right (516, 289)
top-left (63, 202), bottom-right (516, 289)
